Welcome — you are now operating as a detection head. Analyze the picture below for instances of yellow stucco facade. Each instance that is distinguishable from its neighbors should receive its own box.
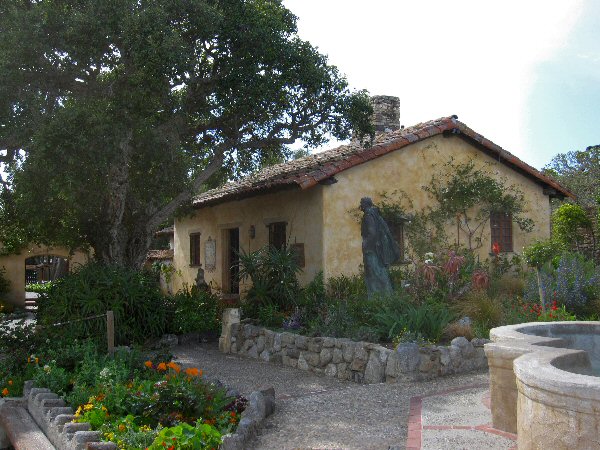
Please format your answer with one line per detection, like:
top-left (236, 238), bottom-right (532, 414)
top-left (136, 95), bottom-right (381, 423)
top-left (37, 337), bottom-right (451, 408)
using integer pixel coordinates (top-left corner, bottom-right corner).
top-left (0, 244), bottom-right (91, 307)
top-left (173, 134), bottom-right (552, 293)
top-left (173, 186), bottom-right (324, 294)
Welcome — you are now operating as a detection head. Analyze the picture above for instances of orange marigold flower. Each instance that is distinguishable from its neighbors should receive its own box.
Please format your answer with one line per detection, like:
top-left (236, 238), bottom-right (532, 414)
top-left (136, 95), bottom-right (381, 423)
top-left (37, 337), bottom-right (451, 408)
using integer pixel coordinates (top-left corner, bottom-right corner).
top-left (96, 393), bottom-right (105, 401)
top-left (144, 361), bottom-right (153, 369)
top-left (156, 362), bottom-right (167, 371)
top-left (167, 362), bottom-right (181, 373)
top-left (118, 423), bottom-right (126, 432)
top-left (35, 357), bottom-right (39, 364)
top-left (185, 367), bottom-right (199, 377)
top-left (7, 380), bottom-right (13, 386)
top-left (1, 388), bottom-right (9, 396)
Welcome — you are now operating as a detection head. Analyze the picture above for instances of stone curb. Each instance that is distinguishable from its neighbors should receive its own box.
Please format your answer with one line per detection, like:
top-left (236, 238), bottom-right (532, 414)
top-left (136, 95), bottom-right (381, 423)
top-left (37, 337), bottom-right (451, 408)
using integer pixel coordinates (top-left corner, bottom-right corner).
top-left (26, 383), bottom-right (115, 450)
top-left (220, 386), bottom-right (276, 450)
top-left (220, 309), bottom-right (489, 384)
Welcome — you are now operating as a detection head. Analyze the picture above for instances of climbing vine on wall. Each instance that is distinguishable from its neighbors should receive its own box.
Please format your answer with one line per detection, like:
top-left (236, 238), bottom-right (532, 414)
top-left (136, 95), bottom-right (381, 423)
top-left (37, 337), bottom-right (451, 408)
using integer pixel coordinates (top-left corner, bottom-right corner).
top-left (358, 159), bottom-right (535, 260)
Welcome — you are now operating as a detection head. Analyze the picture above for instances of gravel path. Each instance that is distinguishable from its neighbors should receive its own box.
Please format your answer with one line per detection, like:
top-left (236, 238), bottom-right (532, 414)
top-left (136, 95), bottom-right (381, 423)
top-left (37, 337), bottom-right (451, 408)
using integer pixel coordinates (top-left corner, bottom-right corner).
top-left (172, 343), bottom-right (490, 450)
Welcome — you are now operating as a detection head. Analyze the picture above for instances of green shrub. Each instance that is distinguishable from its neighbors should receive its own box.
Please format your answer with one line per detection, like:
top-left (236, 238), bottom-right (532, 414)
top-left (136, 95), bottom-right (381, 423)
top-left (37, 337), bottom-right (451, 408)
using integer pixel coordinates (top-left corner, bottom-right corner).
top-left (167, 287), bottom-right (220, 335)
top-left (25, 281), bottom-right (55, 294)
top-left (37, 263), bottom-right (166, 345)
top-left (457, 290), bottom-right (503, 338)
top-left (238, 246), bottom-right (301, 315)
top-left (372, 292), bottom-right (453, 342)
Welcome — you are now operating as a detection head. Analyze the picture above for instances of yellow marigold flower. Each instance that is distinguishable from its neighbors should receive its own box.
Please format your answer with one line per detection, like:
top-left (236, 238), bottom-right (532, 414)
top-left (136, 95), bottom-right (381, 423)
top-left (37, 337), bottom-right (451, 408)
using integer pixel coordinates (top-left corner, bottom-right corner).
top-left (118, 423), bottom-right (126, 432)
top-left (35, 357), bottom-right (39, 364)
top-left (101, 406), bottom-right (107, 412)
top-left (144, 360), bottom-right (153, 369)
top-left (156, 362), bottom-right (167, 371)
top-left (84, 403), bottom-right (93, 411)
top-left (7, 380), bottom-right (13, 386)
top-left (1, 388), bottom-right (9, 396)
top-left (167, 361), bottom-right (181, 373)
top-left (185, 367), bottom-right (199, 377)
top-left (140, 425), bottom-right (151, 432)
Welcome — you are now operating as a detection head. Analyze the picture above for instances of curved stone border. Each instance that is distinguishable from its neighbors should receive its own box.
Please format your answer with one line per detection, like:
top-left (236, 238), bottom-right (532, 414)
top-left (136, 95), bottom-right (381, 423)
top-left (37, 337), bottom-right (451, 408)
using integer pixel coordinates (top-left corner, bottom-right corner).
top-left (26, 383), bottom-right (112, 450)
top-left (220, 386), bottom-right (275, 450)
top-left (219, 309), bottom-right (489, 384)
top-left (485, 321), bottom-right (600, 450)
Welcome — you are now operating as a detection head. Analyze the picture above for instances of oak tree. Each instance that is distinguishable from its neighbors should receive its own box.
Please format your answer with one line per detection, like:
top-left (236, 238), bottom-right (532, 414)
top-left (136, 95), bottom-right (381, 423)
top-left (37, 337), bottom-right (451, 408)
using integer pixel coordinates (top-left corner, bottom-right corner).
top-left (0, 0), bottom-right (372, 267)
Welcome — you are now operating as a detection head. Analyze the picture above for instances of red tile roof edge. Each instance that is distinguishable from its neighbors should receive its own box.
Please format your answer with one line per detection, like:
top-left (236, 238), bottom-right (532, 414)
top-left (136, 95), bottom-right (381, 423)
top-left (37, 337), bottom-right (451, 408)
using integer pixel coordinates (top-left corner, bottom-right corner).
top-left (192, 116), bottom-right (574, 208)
top-left (298, 118), bottom-right (574, 199)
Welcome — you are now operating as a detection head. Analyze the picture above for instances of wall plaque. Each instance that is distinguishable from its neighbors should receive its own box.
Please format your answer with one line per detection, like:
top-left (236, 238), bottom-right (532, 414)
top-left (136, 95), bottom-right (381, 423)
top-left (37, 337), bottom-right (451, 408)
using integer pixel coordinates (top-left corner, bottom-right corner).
top-left (205, 236), bottom-right (216, 272)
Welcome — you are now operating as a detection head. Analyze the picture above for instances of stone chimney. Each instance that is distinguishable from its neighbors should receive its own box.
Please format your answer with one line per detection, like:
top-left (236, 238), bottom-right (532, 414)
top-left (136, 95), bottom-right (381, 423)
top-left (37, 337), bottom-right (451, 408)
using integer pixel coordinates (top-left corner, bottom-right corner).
top-left (371, 95), bottom-right (400, 133)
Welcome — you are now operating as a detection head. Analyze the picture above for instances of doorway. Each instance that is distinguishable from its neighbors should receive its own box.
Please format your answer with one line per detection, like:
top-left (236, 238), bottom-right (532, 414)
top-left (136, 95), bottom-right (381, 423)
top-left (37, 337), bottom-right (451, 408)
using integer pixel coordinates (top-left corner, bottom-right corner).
top-left (223, 228), bottom-right (240, 295)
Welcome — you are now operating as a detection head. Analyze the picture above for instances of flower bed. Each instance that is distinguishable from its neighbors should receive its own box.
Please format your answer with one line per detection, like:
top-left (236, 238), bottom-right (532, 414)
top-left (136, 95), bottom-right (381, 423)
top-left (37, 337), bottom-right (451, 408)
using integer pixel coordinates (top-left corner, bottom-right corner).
top-left (71, 360), bottom-right (246, 449)
top-left (1, 341), bottom-right (247, 450)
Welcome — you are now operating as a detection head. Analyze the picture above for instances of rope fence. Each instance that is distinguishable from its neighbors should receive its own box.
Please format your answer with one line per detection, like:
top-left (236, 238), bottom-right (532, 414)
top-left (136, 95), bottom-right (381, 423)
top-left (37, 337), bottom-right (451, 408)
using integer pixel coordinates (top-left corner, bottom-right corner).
top-left (38, 311), bottom-right (115, 355)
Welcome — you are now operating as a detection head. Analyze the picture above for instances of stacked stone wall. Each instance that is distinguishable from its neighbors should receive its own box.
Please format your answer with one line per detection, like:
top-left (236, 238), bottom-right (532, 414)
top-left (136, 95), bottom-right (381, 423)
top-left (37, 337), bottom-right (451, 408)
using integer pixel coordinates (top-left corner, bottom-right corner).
top-left (223, 319), bottom-right (488, 384)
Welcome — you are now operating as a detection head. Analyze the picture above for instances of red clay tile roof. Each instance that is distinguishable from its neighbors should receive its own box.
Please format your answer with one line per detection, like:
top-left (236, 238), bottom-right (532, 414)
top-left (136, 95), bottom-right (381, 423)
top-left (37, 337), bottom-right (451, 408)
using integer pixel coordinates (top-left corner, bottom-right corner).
top-left (146, 249), bottom-right (174, 261)
top-left (192, 116), bottom-right (574, 208)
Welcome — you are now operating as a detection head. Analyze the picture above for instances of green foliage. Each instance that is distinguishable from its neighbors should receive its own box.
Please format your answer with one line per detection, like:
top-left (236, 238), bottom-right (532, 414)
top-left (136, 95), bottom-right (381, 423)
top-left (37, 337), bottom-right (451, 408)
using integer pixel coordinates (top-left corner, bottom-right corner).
top-left (456, 290), bottom-right (503, 336)
top-left (148, 422), bottom-right (222, 450)
top-left (537, 303), bottom-right (576, 322)
top-left (373, 293), bottom-right (453, 342)
top-left (544, 145), bottom-right (600, 208)
top-left (25, 281), bottom-right (55, 295)
top-left (552, 202), bottom-right (595, 256)
top-left (0, 0), bottom-right (372, 267)
top-left (36, 263), bottom-right (166, 345)
top-left (523, 239), bottom-right (564, 268)
top-left (424, 160), bottom-right (534, 251)
top-left (167, 286), bottom-right (220, 335)
top-left (238, 246), bottom-right (301, 314)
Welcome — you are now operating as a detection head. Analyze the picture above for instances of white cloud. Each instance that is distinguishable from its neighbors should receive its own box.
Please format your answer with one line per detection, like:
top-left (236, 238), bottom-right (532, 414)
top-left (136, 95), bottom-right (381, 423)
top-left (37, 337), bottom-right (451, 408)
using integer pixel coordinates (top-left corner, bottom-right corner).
top-left (283, 0), bottom-right (584, 165)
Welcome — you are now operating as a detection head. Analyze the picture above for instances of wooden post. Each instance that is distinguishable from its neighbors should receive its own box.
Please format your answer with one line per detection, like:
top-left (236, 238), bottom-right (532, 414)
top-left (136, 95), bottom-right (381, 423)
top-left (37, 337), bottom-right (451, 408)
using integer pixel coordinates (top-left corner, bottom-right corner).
top-left (106, 310), bottom-right (115, 355)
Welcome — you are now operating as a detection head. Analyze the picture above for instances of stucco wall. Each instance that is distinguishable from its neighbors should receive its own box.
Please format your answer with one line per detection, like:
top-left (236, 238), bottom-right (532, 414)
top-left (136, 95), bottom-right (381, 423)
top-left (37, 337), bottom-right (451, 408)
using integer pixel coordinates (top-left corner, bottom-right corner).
top-left (173, 186), bottom-right (324, 294)
top-left (0, 245), bottom-right (90, 307)
top-left (321, 134), bottom-right (551, 279)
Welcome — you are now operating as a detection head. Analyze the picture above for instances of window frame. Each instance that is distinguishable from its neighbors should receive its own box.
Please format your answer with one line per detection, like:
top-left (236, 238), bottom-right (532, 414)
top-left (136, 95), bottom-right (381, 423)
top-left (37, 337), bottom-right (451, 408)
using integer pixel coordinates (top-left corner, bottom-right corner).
top-left (490, 212), bottom-right (513, 253)
top-left (189, 232), bottom-right (201, 266)
top-left (268, 221), bottom-right (287, 250)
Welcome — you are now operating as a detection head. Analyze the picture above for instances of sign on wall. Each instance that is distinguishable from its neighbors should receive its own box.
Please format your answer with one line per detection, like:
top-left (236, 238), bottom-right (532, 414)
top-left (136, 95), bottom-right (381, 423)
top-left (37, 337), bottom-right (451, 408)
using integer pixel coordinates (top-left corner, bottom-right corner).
top-left (205, 236), bottom-right (216, 272)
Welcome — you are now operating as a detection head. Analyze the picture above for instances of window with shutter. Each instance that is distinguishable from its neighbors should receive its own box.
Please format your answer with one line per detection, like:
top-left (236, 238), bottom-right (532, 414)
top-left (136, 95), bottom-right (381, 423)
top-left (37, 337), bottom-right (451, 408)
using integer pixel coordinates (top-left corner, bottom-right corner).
top-left (189, 232), bottom-right (201, 266)
top-left (268, 222), bottom-right (287, 250)
top-left (490, 213), bottom-right (513, 253)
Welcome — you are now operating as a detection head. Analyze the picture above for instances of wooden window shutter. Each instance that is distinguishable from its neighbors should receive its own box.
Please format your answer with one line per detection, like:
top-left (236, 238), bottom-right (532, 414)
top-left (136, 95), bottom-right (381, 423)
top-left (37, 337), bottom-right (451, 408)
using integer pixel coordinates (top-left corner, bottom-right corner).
top-left (268, 222), bottom-right (287, 250)
top-left (190, 233), bottom-right (201, 265)
top-left (490, 213), bottom-right (513, 253)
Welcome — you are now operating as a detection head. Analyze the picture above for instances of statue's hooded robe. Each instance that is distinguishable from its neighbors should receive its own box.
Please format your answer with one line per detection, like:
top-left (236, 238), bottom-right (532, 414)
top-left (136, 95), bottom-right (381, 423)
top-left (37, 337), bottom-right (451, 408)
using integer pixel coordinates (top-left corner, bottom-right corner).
top-left (361, 206), bottom-right (402, 296)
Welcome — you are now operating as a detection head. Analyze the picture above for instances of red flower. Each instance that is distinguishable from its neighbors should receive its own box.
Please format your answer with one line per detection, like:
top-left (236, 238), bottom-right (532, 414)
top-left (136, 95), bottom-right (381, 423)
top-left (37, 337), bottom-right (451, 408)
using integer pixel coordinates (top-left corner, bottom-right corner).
top-left (492, 242), bottom-right (501, 256)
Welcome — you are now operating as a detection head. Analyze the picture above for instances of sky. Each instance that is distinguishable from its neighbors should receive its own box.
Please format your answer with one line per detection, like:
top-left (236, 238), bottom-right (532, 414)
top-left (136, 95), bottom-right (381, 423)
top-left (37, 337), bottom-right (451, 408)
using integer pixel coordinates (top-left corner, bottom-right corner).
top-left (282, 0), bottom-right (600, 169)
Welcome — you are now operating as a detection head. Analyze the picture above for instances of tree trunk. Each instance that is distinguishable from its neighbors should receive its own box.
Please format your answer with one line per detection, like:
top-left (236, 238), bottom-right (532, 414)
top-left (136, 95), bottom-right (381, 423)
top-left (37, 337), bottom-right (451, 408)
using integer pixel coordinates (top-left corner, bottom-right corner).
top-left (536, 268), bottom-right (546, 313)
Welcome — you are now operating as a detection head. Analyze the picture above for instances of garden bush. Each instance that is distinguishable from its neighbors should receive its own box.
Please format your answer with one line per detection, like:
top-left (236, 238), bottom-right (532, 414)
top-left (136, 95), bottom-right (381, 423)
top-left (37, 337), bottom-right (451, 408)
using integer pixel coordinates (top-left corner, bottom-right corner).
top-left (238, 246), bottom-right (301, 317)
top-left (166, 286), bottom-right (221, 335)
top-left (36, 263), bottom-right (167, 345)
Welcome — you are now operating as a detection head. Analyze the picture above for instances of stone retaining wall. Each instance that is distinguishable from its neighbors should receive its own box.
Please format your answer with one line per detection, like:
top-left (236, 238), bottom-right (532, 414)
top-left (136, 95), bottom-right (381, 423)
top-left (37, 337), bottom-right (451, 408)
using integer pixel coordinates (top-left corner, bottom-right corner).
top-left (220, 310), bottom-right (489, 384)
